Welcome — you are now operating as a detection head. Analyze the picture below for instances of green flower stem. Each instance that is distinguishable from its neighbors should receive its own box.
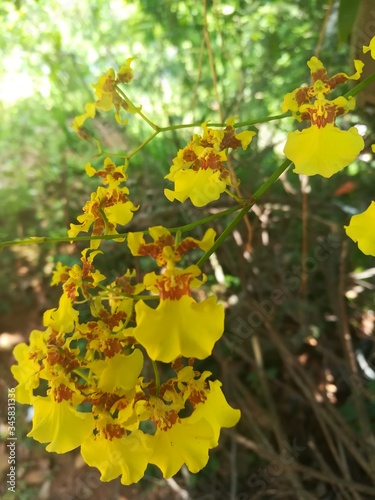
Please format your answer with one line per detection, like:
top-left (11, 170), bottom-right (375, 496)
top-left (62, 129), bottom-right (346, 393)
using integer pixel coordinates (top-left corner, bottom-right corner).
top-left (121, 71), bottom-right (375, 136)
top-left (96, 70), bottom-right (375, 165)
top-left (0, 234), bottom-right (127, 250)
top-left (233, 113), bottom-right (290, 128)
top-left (2, 160), bottom-right (289, 252)
top-left (116, 86), bottom-right (159, 131)
top-left (117, 67), bottom-right (375, 136)
top-left (122, 112), bottom-right (288, 162)
top-left (344, 71), bottom-right (375, 99)
top-left (96, 150), bottom-right (128, 159)
top-left (157, 112), bottom-right (290, 132)
top-left (100, 293), bottom-right (159, 301)
top-left (195, 206), bottom-right (250, 268)
top-left (224, 188), bottom-right (244, 203)
top-left (0, 205), bottom-right (243, 250)
top-left (106, 89), bottom-right (291, 167)
top-left (168, 204), bottom-right (241, 233)
top-left (126, 130), bottom-right (159, 160)
top-left (196, 159), bottom-right (292, 268)
top-left (72, 369), bottom-right (91, 384)
top-left (136, 109), bottom-right (159, 131)
top-left (252, 159), bottom-right (292, 200)
top-left (131, 294), bottom-right (159, 301)
top-left (151, 360), bottom-right (161, 392)
top-left (116, 84), bottom-right (290, 134)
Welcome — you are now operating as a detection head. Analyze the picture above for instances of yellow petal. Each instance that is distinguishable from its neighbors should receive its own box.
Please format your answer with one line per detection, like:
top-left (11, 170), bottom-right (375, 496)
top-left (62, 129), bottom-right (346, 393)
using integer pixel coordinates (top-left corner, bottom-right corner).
top-left (195, 227), bottom-right (216, 251)
top-left (72, 113), bottom-right (89, 131)
top-left (284, 124), bottom-right (364, 178)
top-left (282, 90), bottom-right (300, 113)
top-left (95, 92), bottom-right (115, 112)
top-left (236, 130), bottom-right (256, 150)
top-left (344, 201), bottom-right (375, 256)
top-left (72, 102), bottom-right (97, 131)
top-left (114, 112), bottom-right (129, 125)
top-left (104, 200), bottom-right (137, 226)
top-left (11, 343), bottom-right (41, 404)
top-left (85, 102), bottom-right (96, 117)
top-left (85, 162), bottom-right (96, 177)
top-left (28, 396), bottom-right (95, 453)
top-left (307, 56), bottom-right (325, 74)
top-left (90, 349), bottom-right (144, 393)
top-left (148, 225), bottom-right (172, 240)
top-left (188, 380), bottom-right (241, 446)
top-left (51, 262), bottom-right (70, 286)
top-left (127, 231), bottom-right (146, 256)
top-left (335, 59), bottom-right (364, 81)
top-left (149, 418), bottom-right (214, 477)
top-left (116, 57), bottom-right (136, 83)
top-left (43, 294), bottom-right (78, 333)
top-left (134, 295), bottom-right (224, 362)
top-left (363, 36), bottom-right (375, 59)
top-left (164, 169), bottom-right (227, 207)
top-left (81, 430), bottom-right (151, 484)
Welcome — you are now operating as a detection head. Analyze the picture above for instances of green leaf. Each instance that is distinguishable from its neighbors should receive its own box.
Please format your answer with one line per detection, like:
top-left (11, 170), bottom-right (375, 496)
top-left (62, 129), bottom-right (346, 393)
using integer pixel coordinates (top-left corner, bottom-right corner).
top-left (338, 0), bottom-right (361, 44)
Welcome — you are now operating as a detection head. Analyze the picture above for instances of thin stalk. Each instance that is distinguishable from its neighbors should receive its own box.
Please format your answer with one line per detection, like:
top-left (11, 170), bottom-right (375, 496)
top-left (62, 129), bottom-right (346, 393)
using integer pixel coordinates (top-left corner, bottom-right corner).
top-left (234, 112), bottom-right (290, 128)
top-left (126, 130), bottom-right (159, 159)
top-left (344, 71), bottom-right (375, 99)
top-left (0, 205), bottom-right (243, 250)
top-left (158, 112), bottom-right (290, 132)
top-left (0, 233), bottom-right (128, 250)
top-left (196, 159), bottom-right (292, 267)
top-left (116, 86), bottom-right (159, 131)
top-left (152, 360), bottom-right (161, 393)
top-left (224, 188), bottom-right (243, 203)
top-left (252, 159), bottom-right (292, 200)
top-left (168, 204), bottom-right (241, 233)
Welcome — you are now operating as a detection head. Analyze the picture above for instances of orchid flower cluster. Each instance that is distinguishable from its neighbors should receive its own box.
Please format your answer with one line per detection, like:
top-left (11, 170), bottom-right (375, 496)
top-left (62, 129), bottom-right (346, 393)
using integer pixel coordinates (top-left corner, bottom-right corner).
top-left (11, 35), bottom-right (375, 485)
top-left (12, 205), bottom-right (240, 483)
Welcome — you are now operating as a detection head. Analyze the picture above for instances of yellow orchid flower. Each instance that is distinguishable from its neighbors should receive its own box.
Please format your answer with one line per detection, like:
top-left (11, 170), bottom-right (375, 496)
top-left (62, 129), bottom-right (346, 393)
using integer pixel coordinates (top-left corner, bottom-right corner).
top-left (72, 58), bottom-right (136, 133)
top-left (164, 119), bottom-right (255, 206)
top-left (283, 57), bottom-right (364, 177)
top-left (11, 330), bottom-right (48, 404)
top-left (363, 35), bottom-right (375, 59)
top-left (133, 266), bottom-right (224, 362)
top-left (345, 201), bottom-right (375, 256)
top-left (68, 158), bottom-right (138, 248)
top-left (145, 370), bottom-right (240, 477)
top-left (43, 293), bottom-right (79, 334)
top-left (127, 226), bottom-right (216, 268)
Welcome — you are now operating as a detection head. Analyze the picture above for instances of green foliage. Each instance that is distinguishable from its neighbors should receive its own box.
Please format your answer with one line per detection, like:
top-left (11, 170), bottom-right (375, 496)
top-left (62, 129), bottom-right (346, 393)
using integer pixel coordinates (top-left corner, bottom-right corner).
top-left (338, 0), bottom-right (362, 44)
top-left (0, 0), bottom-right (338, 312)
top-left (2, 1), bottom-right (375, 497)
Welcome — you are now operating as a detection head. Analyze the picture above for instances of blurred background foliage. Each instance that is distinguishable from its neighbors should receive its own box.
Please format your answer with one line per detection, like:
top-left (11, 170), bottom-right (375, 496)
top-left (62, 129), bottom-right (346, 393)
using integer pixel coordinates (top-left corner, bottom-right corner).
top-left (1, 0), bottom-right (375, 498)
top-left (1, 0), bottom-right (370, 311)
